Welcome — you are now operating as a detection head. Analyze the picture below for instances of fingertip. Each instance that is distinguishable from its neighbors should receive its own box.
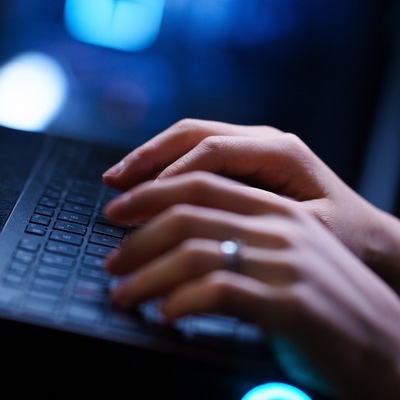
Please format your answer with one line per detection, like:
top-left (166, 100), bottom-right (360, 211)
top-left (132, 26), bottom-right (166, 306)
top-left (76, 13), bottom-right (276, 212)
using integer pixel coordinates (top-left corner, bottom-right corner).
top-left (103, 160), bottom-right (126, 179)
top-left (104, 248), bottom-right (121, 274)
top-left (158, 299), bottom-right (185, 321)
top-left (102, 174), bottom-right (117, 189)
top-left (110, 282), bottom-right (130, 308)
top-left (158, 301), bottom-right (172, 319)
top-left (103, 191), bottom-right (131, 219)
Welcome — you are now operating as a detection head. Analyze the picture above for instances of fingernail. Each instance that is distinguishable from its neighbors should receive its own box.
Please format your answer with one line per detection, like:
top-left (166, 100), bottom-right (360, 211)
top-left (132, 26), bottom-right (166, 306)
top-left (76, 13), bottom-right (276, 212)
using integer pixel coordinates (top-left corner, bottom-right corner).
top-left (103, 160), bottom-right (125, 177)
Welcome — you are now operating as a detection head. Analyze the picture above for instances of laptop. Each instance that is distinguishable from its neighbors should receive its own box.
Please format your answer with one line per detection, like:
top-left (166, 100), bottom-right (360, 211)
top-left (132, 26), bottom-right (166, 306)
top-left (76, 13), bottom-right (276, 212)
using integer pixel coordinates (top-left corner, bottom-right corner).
top-left (0, 125), bottom-right (292, 397)
top-left (0, 2), bottom-right (327, 398)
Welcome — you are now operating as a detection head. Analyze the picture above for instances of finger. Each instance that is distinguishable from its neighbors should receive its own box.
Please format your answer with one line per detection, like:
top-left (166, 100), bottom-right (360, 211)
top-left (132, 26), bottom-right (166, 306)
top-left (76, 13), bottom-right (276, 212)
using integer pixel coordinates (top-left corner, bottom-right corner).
top-left (102, 119), bottom-right (282, 191)
top-left (106, 197), bottom-right (300, 277)
top-left (105, 205), bottom-right (252, 275)
top-left (155, 135), bottom-right (285, 183)
top-left (159, 271), bottom-right (290, 332)
top-left (104, 171), bottom-right (287, 224)
top-left (104, 197), bottom-right (296, 277)
top-left (159, 134), bottom-right (331, 203)
top-left (110, 239), bottom-right (222, 307)
top-left (110, 238), bottom-right (298, 313)
top-left (105, 198), bottom-right (300, 279)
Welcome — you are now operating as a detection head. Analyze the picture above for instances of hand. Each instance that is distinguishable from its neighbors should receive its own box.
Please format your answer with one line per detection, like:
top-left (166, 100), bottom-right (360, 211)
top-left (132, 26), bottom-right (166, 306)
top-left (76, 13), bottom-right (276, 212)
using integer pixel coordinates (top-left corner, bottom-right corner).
top-left (103, 119), bottom-right (400, 290)
top-left (104, 172), bottom-right (400, 400)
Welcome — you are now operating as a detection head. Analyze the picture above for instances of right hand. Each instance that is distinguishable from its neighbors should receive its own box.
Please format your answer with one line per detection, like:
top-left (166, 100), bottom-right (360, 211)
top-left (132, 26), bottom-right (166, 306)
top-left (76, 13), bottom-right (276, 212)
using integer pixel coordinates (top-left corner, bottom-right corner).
top-left (104, 171), bottom-right (400, 400)
top-left (102, 119), bottom-right (400, 289)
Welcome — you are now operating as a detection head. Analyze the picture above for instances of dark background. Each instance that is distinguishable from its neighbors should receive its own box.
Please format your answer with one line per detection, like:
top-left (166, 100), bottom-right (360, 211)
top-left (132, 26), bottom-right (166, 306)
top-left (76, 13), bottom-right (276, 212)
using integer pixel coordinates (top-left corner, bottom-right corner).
top-left (0, 0), bottom-right (397, 190)
top-left (1, 1), bottom-right (400, 398)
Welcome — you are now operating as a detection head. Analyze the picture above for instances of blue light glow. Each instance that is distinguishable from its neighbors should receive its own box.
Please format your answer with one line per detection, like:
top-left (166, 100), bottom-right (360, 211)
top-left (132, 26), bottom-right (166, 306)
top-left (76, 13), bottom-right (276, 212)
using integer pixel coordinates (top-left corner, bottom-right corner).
top-left (242, 382), bottom-right (312, 400)
top-left (64, 0), bottom-right (165, 51)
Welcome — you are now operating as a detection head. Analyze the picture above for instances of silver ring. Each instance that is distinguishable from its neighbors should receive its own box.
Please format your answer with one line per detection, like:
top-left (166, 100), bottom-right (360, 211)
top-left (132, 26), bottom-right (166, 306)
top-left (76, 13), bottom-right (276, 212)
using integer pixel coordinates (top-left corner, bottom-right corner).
top-left (220, 240), bottom-right (242, 272)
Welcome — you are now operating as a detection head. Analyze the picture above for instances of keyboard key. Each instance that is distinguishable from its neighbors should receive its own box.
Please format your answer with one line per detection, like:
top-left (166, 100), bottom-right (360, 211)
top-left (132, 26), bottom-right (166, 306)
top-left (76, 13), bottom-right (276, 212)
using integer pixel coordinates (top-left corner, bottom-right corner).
top-left (235, 323), bottom-right (266, 342)
top-left (34, 205), bottom-right (55, 217)
top-left (30, 287), bottom-right (61, 301)
top-left (8, 261), bottom-right (30, 276)
top-left (50, 230), bottom-right (83, 246)
top-left (58, 211), bottom-right (90, 226)
top-left (95, 214), bottom-right (130, 229)
top-left (0, 286), bottom-right (22, 308)
top-left (25, 223), bottom-right (47, 236)
top-left (89, 233), bottom-right (121, 248)
top-left (73, 279), bottom-right (108, 302)
top-left (23, 292), bottom-right (59, 316)
top-left (82, 255), bottom-right (104, 269)
top-left (54, 220), bottom-right (87, 235)
top-left (65, 194), bottom-right (96, 207)
top-left (45, 241), bottom-right (79, 257)
top-left (3, 273), bottom-right (25, 287)
top-left (37, 265), bottom-right (71, 282)
top-left (93, 223), bottom-right (124, 238)
top-left (14, 249), bottom-right (36, 264)
top-left (31, 278), bottom-right (66, 295)
top-left (79, 267), bottom-right (110, 283)
top-left (65, 300), bottom-right (105, 324)
top-left (39, 197), bottom-right (58, 208)
top-left (30, 214), bottom-right (51, 226)
top-left (19, 239), bottom-right (40, 252)
top-left (85, 243), bottom-right (113, 258)
top-left (63, 202), bottom-right (93, 216)
top-left (41, 253), bottom-right (75, 268)
top-left (186, 314), bottom-right (237, 342)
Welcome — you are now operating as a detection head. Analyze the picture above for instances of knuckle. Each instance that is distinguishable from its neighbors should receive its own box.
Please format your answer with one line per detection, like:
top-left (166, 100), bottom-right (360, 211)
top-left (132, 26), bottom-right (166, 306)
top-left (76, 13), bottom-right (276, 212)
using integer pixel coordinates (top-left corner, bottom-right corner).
top-left (187, 171), bottom-right (213, 190)
top-left (174, 171), bottom-right (215, 200)
top-left (176, 239), bottom-right (208, 273)
top-left (280, 132), bottom-right (311, 155)
top-left (162, 204), bottom-right (196, 235)
top-left (203, 271), bottom-right (237, 305)
top-left (198, 135), bottom-right (226, 152)
top-left (178, 238), bottom-right (203, 260)
top-left (172, 118), bottom-right (202, 134)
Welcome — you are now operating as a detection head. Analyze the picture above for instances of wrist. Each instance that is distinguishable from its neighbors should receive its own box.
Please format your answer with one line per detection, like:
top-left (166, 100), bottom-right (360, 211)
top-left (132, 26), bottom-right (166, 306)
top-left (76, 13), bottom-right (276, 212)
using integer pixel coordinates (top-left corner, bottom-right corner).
top-left (363, 205), bottom-right (400, 293)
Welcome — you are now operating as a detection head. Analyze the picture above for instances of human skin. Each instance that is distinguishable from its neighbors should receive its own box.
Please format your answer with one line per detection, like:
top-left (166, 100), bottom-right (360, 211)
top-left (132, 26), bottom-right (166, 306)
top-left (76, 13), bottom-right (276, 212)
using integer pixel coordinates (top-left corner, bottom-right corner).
top-left (103, 118), bottom-right (400, 294)
top-left (102, 119), bottom-right (400, 398)
top-left (103, 171), bottom-right (400, 400)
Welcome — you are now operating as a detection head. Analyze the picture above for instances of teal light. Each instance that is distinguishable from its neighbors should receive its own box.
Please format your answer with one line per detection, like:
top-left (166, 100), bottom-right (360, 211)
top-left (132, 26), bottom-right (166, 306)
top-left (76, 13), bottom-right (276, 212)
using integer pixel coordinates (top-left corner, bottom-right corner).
top-left (64, 0), bottom-right (165, 51)
top-left (242, 382), bottom-right (312, 400)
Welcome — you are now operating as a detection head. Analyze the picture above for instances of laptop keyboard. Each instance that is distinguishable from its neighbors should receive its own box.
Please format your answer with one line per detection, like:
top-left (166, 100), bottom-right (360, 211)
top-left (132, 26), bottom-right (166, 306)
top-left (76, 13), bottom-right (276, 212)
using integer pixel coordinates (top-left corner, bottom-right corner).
top-left (3, 171), bottom-right (126, 322)
top-left (0, 139), bottom-right (268, 364)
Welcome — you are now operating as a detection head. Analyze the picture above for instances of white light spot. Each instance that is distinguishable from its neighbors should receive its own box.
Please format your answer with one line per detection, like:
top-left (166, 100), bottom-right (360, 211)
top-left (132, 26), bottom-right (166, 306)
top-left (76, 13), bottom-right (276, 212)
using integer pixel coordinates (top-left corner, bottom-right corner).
top-left (0, 52), bottom-right (68, 131)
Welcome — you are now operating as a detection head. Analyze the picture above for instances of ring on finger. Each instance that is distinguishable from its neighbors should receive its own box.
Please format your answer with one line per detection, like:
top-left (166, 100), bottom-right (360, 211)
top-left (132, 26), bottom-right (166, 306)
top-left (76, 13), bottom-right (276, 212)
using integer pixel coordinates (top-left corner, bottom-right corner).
top-left (220, 239), bottom-right (242, 273)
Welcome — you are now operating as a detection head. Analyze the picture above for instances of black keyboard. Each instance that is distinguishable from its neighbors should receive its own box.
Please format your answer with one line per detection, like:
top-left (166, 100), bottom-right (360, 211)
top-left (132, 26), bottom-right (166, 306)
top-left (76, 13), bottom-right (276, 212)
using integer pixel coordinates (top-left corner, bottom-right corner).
top-left (0, 137), bottom-right (268, 367)
top-left (3, 171), bottom-right (128, 324)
